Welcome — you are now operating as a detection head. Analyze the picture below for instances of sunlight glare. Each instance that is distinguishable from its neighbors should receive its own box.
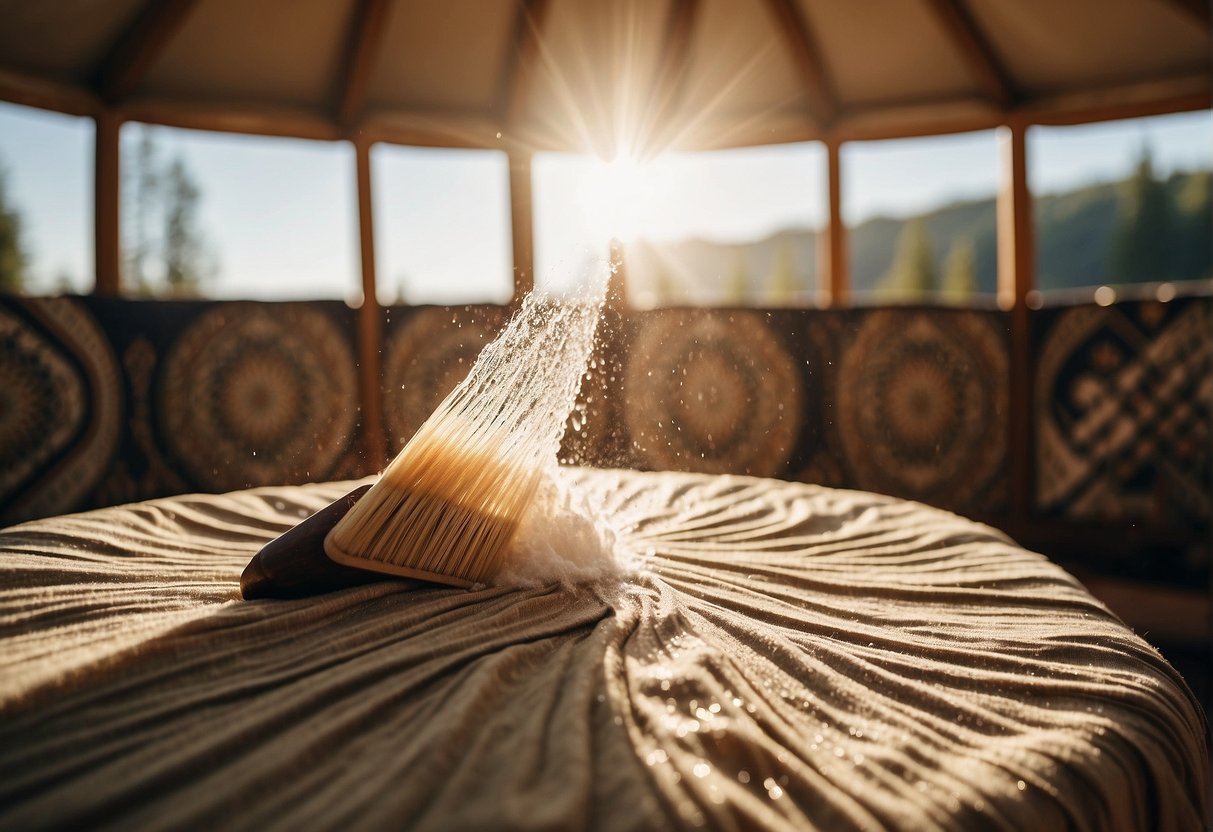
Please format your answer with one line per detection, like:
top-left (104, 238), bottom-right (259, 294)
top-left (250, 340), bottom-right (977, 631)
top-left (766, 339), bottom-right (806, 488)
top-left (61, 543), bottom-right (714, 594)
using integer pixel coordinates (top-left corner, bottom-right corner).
top-left (577, 150), bottom-right (668, 243)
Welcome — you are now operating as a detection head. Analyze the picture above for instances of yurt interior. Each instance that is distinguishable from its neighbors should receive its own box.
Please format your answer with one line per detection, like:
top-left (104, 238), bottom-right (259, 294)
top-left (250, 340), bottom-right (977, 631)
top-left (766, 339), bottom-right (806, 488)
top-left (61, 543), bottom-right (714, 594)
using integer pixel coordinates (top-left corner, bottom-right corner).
top-left (0, 1), bottom-right (1210, 828)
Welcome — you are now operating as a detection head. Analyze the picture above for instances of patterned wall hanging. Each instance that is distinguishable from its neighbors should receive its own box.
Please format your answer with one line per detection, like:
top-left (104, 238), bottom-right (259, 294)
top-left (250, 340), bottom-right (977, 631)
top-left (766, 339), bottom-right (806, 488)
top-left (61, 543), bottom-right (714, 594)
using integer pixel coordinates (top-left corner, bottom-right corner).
top-left (1036, 299), bottom-right (1210, 524)
top-left (381, 306), bottom-right (509, 453)
top-left (834, 310), bottom-right (1008, 511)
top-left (158, 303), bottom-right (358, 490)
top-left (0, 298), bottom-right (122, 525)
top-left (623, 309), bottom-right (803, 477)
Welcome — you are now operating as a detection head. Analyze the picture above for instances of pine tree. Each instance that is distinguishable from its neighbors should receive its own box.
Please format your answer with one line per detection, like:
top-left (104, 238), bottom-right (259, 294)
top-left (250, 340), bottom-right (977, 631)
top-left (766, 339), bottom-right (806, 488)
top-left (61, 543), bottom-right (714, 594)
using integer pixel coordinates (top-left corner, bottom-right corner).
top-left (878, 218), bottom-right (936, 300)
top-left (162, 156), bottom-right (205, 296)
top-left (1173, 170), bottom-right (1211, 282)
top-left (940, 237), bottom-right (977, 301)
top-left (1112, 146), bottom-right (1173, 284)
top-left (724, 251), bottom-right (749, 304)
top-left (649, 266), bottom-right (677, 306)
top-left (122, 129), bottom-right (212, 296)
top-left (124, 127), bottom-right (160, 293)
top-left (767, 240), bottom-right (800, 304)
top-left (0, 162), bottom-right (28, 294)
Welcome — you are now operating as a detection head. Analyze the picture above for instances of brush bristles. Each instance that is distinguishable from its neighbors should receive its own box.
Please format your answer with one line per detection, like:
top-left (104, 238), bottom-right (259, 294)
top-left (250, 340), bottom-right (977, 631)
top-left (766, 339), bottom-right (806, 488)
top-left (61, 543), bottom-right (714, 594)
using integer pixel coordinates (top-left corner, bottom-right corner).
top-left (326, 421), bottom-right (543, 586)
top-left (325, 294), bottom-right (603, 587)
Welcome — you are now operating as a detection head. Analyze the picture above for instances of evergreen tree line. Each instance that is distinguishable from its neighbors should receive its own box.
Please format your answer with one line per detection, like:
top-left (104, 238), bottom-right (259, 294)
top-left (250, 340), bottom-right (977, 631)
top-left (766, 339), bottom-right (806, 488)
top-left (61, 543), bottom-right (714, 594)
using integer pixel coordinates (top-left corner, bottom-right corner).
top-left (627, 146), bottom-right (1209, 305)
top-left (123, 126), bottom-right (213, 297)
top-left (0, 143), bottom-right (1207, 300)
top-left (0, 128), bottom-right (212, 296)
top-left (876, 147), bottom-right (1211, 300)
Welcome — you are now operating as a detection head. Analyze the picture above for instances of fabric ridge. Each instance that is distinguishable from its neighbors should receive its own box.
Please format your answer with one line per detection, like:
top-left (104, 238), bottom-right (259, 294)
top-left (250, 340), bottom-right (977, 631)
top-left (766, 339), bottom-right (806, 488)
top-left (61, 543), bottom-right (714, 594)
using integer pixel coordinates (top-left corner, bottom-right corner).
top-left (0, 469), bottom-right (1206, 830)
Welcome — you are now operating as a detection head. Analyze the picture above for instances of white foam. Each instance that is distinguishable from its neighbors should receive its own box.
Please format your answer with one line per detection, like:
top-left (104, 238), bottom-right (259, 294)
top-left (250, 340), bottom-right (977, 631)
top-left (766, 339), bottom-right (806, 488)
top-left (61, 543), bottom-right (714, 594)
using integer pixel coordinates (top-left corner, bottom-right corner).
top-left (496, 468), bottom-right (630, 588)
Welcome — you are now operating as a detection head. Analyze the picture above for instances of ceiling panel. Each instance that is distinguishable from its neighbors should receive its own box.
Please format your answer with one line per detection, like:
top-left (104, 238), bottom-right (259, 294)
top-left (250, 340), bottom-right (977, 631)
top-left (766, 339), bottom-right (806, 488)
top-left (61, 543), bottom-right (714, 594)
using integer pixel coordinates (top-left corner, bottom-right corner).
top-left (140, 0), bottom-right (356, 107)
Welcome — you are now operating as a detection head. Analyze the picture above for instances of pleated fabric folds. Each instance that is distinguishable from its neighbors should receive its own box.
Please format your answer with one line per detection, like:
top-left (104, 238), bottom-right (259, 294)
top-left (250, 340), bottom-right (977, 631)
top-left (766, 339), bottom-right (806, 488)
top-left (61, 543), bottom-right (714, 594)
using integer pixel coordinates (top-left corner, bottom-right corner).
top-left (0, 470), bottom-right (1206, 830)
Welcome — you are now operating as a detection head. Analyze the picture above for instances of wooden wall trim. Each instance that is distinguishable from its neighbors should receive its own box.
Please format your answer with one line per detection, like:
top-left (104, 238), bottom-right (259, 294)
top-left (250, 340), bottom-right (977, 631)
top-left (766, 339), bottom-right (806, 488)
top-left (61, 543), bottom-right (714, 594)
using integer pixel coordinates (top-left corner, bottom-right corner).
top-left (2, 71), bottom-right (1205, 153)
top-left (94, 111), bottom-right (123, 296)
top-left (354, 139), bottom-right (387, 468)
top-left (997, 122), bottom-right (1034, 522)
top-left (119, 97), bottom-right (343, 140)
top-left (822, 137), bottom-right (847, 306)
top-left (508, 152), bottom-right (535, 300)
top-left (0, 68), bottom-right (100, 117)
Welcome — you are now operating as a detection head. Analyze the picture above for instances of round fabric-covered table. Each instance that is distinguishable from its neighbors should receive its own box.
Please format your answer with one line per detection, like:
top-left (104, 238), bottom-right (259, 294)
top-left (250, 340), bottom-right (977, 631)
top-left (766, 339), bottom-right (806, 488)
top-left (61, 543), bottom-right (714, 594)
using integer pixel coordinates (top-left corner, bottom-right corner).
top-left (0, 469), bottom-right (1206, 830)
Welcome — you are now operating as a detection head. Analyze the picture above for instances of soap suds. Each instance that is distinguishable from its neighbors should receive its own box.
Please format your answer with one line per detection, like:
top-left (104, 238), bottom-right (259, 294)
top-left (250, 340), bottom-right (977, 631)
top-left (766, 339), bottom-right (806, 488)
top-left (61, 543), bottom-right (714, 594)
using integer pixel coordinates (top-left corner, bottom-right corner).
top-left (496, 468), bottom-right (631, 587)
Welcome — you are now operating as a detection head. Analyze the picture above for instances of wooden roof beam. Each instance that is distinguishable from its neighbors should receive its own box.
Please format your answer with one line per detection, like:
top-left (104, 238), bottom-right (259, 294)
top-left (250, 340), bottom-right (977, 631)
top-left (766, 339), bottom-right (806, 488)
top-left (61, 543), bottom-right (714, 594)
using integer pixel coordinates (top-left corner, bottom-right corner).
top-left (764, 0), bottom-right (836, 128)
top-left (500, 0), bottom-right (551, 126)
top-left (638, 0), bottom-right (701, 159)
top-left (0, 67), bottom-right (100, 117)
top-left (336, 0), bottom-right (393, 133)
top-left (93, 0), bottom-right (199, 106)
top-left (921, 0), bottom-right (1016, 110)
top-left (1155, 0), bottom-right (1211, 28)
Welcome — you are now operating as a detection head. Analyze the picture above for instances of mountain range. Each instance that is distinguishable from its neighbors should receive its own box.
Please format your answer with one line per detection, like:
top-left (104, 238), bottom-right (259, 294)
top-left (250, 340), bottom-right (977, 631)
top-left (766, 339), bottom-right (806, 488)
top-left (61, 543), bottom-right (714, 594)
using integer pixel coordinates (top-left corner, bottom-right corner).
top-left (624, 167), bottom-right (1211, 304)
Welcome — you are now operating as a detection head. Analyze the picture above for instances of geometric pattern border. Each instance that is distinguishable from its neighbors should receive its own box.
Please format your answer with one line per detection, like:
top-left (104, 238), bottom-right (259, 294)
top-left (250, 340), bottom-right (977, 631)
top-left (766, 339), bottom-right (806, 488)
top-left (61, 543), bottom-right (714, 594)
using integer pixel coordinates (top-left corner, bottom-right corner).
top-left (4, 294), bottom-right (1207, 586)
top-left (1035, 298), bottom-right (1211, 524)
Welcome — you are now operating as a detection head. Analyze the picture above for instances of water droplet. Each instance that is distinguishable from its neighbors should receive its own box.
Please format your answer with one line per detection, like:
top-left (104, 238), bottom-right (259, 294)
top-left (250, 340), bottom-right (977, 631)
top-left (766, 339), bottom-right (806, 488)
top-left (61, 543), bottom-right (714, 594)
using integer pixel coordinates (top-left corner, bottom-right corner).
top-left (646, 749), bottom-right (668, 766)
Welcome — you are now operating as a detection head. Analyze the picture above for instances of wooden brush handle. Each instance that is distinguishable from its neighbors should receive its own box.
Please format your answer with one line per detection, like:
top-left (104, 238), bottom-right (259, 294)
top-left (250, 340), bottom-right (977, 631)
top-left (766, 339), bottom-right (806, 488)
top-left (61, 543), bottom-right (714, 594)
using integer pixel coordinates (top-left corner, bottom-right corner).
top-left (241, 484), bottom-right (385, 600)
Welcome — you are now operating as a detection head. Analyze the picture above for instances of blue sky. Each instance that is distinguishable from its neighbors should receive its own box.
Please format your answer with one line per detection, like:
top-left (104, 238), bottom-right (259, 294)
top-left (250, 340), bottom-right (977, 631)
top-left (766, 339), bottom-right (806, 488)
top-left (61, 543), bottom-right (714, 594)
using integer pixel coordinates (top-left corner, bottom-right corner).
top-left (0, 101), bottom-right (1208, 299)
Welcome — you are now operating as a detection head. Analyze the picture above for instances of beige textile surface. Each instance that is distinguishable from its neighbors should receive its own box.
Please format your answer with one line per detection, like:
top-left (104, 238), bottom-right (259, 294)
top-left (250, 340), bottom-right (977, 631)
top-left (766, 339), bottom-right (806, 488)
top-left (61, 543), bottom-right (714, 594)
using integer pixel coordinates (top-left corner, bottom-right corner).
top-left (0, 468), bottom-right (1207, 831)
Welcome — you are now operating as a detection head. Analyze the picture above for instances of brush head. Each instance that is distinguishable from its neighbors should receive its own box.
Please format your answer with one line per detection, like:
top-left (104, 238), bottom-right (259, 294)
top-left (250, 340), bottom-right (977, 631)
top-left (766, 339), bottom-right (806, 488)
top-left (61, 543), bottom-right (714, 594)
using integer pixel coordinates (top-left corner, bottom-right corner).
top-left (324, 429), bottom-right (543, 587)
top-left (325, 293), bottom-right (604, 588)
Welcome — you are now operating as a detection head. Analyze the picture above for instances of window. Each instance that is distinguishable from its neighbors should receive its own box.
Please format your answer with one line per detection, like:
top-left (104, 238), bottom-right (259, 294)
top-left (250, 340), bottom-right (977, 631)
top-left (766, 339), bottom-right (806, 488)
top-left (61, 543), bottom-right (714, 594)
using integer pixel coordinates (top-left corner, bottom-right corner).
top-left (842, 130), bottom-right (998, 305)
top-left (1029, 110), bottom-right (1212, 304)
top-left (532, 143), bottom-right (825, 307)
top-left (120, 123), bottom-right (358, 301)
top-left (0, 102), bottom-right (92, 295)
top-left (372, 145), bottom-right (513, 306)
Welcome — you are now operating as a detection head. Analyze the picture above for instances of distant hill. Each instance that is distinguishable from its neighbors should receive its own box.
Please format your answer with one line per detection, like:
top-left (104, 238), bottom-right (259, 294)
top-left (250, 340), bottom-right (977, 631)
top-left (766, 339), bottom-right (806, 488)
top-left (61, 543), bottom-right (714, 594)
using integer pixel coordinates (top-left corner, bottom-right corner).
top-left (624, 166), bottom-right (1211, 304)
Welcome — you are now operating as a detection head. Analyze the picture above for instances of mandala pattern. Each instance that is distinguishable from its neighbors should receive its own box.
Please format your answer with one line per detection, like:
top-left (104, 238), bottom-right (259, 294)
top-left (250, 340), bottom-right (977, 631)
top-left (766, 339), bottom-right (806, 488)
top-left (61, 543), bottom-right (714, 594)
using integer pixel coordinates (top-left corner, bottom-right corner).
top-left (836, 311), bottom-right (1007, 508)
top-left (0, 299), bottom-right (122, 524)
top-left (382, 306), bottom-right (508, 452)
top-left (160, 304), bottom-right (357, 489)
top-left (1036, 300), bottom-right (1210, 523)
top-left (624, 310), bottom-right (802, 476)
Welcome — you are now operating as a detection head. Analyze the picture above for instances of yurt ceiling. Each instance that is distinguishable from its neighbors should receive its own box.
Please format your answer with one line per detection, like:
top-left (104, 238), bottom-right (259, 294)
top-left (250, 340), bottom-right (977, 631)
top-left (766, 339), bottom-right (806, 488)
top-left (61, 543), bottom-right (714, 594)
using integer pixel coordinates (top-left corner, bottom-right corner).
top-left (0, 0), bottom-right (1208, 155)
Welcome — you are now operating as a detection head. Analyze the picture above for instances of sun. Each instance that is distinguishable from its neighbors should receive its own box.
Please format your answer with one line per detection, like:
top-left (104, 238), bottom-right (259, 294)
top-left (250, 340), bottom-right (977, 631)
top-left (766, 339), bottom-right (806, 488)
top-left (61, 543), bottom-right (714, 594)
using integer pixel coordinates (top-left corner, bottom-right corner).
top-left (576, 150), bottom-right (666, 243)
